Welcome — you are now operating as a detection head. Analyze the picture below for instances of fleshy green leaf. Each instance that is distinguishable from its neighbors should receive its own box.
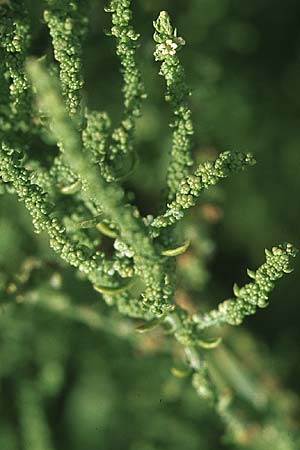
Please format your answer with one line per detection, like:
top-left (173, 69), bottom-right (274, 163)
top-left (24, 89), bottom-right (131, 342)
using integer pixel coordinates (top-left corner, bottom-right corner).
top-left (60, 180), bottom-right (81, 195)
top-left (171, 367), bottom-right (191, 378)
top-left (93, 279), bottom-right (134, 295)
top-left (197, 336), bottom-right (222, 349)
top-left (161, 240), bottom-right (190, 256)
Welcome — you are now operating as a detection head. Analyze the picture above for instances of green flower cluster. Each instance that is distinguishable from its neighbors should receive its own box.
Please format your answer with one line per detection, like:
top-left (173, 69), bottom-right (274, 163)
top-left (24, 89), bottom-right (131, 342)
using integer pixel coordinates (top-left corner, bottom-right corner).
top-left (82, 110), bottom-right (111, 169)
top-left (0, 142), bottom-right (108, 276)
top-left (194, 243), bottom-right (297, 328)
top-left (153, 11), bottom-right (193, 201)
top-left (44, 0), bottom-right (87, 116)
top-left (27, 58), bottom-right (173, 317)
top-left (103, 0), bottom-right (146, 181)
top-left (0, 0), bottom-right (31, 132)
top-left (151, 151), bottom-right (255, 228)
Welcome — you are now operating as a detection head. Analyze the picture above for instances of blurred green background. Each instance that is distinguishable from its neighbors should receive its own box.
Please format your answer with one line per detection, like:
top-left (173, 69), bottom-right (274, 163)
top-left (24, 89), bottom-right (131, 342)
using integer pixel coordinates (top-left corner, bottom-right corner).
top-left (0, 0), bottom-right (300, 449)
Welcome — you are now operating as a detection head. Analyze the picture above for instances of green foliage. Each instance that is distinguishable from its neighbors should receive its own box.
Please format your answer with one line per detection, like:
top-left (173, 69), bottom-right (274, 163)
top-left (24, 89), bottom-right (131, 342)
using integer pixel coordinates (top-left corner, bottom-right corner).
top-left (0, 1), bottom-right (299, 449)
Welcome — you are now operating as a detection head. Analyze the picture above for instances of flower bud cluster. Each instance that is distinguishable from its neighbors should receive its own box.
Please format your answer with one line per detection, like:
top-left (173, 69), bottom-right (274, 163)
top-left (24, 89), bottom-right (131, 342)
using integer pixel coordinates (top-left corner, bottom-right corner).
top-left (153, 11), bottom-right (193, 201)
top-left (44, 0), bottom-right (87, 115)
top-left (152, 151), bottom-right (255, 228)
top-left (194, 244), bottom-right (297, 328)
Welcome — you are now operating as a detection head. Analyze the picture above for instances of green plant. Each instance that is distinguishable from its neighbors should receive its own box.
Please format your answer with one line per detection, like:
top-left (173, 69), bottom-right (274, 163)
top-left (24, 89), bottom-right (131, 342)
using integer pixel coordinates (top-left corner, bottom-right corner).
top-left (0, 1), bottom-right (298, 449)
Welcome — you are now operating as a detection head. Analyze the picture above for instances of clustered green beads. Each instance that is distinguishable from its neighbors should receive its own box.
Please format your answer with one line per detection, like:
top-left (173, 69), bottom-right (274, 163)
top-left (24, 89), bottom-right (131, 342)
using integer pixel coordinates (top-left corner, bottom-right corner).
top-left (49, 157), bottom-right (79, 194)
top-left (28, 58), bottom-right (174, 317)
top-left (0, 0), bottom-right (31, 129)
top-left (0, 142), bottom-right (111, 277)
top-left (44, 0), bottom-right (87, 116)
top-left (82, 110), bottom-right (111, 169)
top-left (113, 257), bottom-right (134, 279)
top-left (43, 0), bottom-right (89, 218)
top-left (172, 310), bottom-right (197, 347)
top-left (151, 151), bottom-right (255, 228)
top-left (153, 11), bottom-right (193, 201)
top-left (104, 0), bottom-right (145, 179)
top-left (108, 207), bottom-right (173, 316)
top-left (194, 243), bottom-right (297, 328)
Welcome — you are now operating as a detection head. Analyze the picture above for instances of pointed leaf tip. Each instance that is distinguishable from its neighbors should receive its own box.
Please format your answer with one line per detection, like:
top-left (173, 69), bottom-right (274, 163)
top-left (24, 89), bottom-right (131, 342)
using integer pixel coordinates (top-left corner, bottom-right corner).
top-left (135, 317), bottom-right (163, 333)
top-left (171, 367), bottom-right (191, 378)
top-left (197, 336), bottom-right (222, 349)
top-left (247, 269), bottom-right (256, 279)
top-left (233, 283), bottom-right (240, 297)
top-left (161, 240), bottom-right (190, 257)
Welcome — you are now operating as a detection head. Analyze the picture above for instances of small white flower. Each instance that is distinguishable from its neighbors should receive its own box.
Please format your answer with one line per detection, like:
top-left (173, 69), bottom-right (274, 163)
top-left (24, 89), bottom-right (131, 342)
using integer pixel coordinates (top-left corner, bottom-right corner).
top-left (154, 36), bottom-right (185, 60)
